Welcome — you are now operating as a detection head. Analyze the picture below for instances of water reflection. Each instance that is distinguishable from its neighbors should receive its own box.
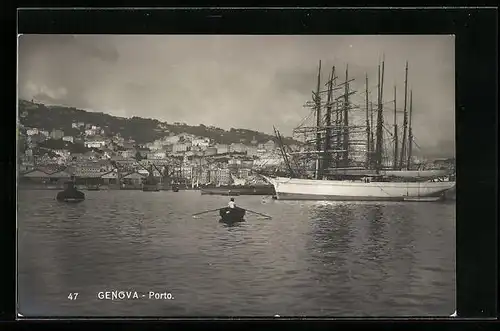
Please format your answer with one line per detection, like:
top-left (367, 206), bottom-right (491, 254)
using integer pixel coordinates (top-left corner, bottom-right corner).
top-left (17, 190), bottom-right (455, 317)
top-left (303, 202), bottom-right (454, 316)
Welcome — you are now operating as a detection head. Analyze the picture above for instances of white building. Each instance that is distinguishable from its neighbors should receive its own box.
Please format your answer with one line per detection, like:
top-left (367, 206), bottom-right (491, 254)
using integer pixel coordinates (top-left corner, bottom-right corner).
top-left (216, 144), bottom-right (229, 154)
top-left (230, 143), bottom-right (247, 153)
top-left (26, 128), bottom-right (39, 136)
top-left (119, 149), bottom-right (136, 158)
top-left (53, 149), bottom-right (71, 158)
top-left (39, 130), bottom-right (49, 137)
top-left (50, 129), bottom-right (64, 140)
top-left (84, 140), bottom-right (106, 148)
top-left (257, 149), bottom-right (267, 156)
top-left (181, 165), bottom-right (193, 179)
top-left (146, 151), bottom-right (167, 159)
top-left (173, 142), bottom-right (191, 153)
top-left (62, 136), bottom-right (74, 143)
top-left (163, 135), bottom-right (180, 145)
top-left (263, 140), bottom-right (276, 151)
top-left (192, 137), bottom-right (210, 147)
top-left (246, 146), bottom-right (258, 157)
top-left (205, 147), bottom-right (217, 156)
top-left (85, 129), bottom-right (96, 136)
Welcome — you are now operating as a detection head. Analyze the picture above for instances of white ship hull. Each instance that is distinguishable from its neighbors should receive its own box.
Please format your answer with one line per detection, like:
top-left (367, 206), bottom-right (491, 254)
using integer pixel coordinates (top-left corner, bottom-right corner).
top-left (264, 177), bottom-right (456, 202)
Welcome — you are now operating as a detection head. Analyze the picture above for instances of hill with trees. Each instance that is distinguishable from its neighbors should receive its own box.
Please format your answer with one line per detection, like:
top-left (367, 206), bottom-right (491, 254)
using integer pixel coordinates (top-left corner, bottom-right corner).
top-left (19, 100), bottom-right (300, 146)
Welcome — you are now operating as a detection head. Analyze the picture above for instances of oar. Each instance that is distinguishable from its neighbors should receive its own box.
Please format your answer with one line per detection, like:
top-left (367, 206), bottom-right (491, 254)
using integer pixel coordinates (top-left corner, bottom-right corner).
top-left (192, 208), bottom-right (221, 217)
top-left (245, 209), bottom-right (272, 219)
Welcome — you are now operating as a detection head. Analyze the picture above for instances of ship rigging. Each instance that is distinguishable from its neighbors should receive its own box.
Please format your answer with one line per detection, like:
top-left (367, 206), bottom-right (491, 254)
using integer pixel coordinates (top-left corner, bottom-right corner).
top-left (265, 56), bottom-right (456, 202)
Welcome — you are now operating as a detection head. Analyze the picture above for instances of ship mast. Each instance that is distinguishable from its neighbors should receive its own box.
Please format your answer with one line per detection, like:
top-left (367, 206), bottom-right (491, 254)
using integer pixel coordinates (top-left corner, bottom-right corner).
top-left (365, 73), bottom-right (371, 169)
top-left (407, 90), bottom-right (413, 170)
top-left (323, 66), bottom-right (335, 175)
top-left (274, 126), bottom-right (295, 177)
top-left (370, 100), bottom-right (374, 168)
top-left (342, 65), bottom-right (350, 168)
top-left (374, 56), bottom-right (385, 171)
top-left (314, 60), bottom-right (322, 179)
top-left (393, 85), bottom-right (399, 169)
top-left (399, 61), bottom-right (409, 169)
top-left (335, 101), bottom-right (342, 168)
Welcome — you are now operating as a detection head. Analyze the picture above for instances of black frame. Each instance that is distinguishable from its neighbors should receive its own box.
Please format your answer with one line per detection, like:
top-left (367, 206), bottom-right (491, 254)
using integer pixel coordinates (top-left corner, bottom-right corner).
top-left (3, 6), bottom-right (497, 330)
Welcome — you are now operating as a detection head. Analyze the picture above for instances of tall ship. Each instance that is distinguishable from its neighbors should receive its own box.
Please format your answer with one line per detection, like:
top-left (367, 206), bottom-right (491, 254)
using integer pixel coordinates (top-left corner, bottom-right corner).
top-left (264, 58), bottom-right (456, 202)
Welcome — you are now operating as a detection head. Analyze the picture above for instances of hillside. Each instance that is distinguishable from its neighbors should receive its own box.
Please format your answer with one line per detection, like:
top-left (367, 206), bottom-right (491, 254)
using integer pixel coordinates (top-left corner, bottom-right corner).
top-left (18, 100), bottom-right (300, 146)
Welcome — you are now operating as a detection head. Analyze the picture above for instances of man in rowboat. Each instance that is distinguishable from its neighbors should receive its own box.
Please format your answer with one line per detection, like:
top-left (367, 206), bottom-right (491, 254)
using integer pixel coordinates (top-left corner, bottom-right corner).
top-left (228, 198), bottom-right (236, 209)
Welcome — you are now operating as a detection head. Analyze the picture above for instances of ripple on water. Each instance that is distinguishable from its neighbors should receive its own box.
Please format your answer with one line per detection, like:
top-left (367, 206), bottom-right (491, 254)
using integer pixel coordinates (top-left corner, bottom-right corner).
top-left (17, 190), bottom-right (455, 317)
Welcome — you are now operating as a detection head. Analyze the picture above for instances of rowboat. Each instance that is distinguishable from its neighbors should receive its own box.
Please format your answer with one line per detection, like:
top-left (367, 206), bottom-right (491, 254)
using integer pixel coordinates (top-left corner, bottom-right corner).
top-left (57, 196), bottom-right (85, 203)
top-left (219, 207), bottom-right (246, 223)
top-left (56, 181), bottom-right (85, 203)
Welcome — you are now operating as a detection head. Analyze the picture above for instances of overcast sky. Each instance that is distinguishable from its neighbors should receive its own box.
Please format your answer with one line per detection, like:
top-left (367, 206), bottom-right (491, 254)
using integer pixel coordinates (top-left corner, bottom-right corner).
top-left (18, 34), bottom-right (455, 157)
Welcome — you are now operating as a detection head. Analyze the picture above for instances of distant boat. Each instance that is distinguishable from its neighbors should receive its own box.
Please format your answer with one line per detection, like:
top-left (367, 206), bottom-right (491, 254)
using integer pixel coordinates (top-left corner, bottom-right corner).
top-left (219, 207), bottom-right (246, 223)
top-left (56, 181), bottom-right (85, 203)
top-left (86, 184), bottom-right (100, 191)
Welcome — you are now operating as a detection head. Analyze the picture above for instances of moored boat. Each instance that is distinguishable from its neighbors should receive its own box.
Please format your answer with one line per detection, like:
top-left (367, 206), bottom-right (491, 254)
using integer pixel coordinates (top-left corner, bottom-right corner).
top-left (265, 176), bottom-right (455, 201)
top-left (86, 184), bottom-right (100, 191)
top-left (267, 59), bottom-right (455, 202)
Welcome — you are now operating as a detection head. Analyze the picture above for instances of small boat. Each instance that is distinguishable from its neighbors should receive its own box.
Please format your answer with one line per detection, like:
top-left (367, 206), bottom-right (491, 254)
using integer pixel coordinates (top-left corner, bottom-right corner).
top-left (219, 207), bottom-right (246, 223)
top-left (56, 181), bottom-right (85, 203)
top-left (86, 184), bottom-right (100, 191)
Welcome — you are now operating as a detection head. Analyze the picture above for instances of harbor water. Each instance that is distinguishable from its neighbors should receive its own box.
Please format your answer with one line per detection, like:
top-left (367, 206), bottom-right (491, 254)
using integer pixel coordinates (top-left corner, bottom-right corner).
top-left (17, 189), bottom-right (455, 317)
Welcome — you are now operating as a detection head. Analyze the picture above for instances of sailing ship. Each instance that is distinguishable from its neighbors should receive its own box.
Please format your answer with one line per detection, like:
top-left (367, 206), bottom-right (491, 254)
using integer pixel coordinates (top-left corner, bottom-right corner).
top-left (264, 58), bottom-right (455, 202)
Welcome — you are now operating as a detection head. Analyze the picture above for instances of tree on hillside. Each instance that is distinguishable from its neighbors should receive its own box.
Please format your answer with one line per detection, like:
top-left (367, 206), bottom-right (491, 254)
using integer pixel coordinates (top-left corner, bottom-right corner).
top-left (18, 100), bottom-right (303, 147)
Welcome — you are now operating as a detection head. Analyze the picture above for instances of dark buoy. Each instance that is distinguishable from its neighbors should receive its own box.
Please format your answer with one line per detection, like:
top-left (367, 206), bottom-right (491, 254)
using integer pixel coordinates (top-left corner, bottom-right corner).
top-left (56, 179), bottom-right (85, 203)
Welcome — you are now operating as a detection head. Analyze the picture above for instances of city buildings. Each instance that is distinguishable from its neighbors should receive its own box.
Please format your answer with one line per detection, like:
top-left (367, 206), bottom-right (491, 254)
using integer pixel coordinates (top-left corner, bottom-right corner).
top-left (50, 129), bottom-right (64, 140)
top-left (62, 136), bottom-right (74, 143)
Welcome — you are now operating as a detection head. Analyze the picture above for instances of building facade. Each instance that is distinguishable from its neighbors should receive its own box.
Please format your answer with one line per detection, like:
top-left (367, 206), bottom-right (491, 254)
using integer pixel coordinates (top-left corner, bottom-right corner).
top-left (84, 140), bottom-right (106, 148)
top-left (50, 129), bottom-right (64, 140)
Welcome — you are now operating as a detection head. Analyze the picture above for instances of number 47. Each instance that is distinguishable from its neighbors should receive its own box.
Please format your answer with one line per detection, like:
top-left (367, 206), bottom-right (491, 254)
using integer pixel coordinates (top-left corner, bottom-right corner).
top-left (68, 293), bottom-right (79, 300)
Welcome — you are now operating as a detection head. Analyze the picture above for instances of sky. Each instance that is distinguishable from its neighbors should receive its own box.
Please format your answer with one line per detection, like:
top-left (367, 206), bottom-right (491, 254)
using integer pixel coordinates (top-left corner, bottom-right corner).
top-left (18, 35), bottom-right (455, 157)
